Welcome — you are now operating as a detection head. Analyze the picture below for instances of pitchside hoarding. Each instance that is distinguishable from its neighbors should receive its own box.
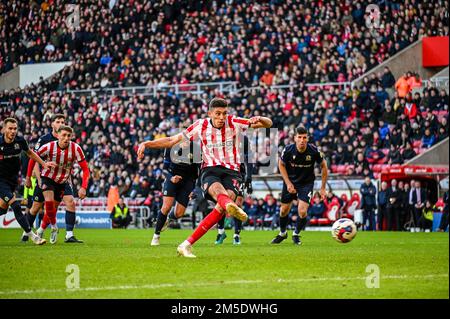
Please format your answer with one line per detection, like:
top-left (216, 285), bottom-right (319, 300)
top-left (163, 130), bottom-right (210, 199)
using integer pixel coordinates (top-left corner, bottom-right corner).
top-left (0, 211), bottom-right (111, 229)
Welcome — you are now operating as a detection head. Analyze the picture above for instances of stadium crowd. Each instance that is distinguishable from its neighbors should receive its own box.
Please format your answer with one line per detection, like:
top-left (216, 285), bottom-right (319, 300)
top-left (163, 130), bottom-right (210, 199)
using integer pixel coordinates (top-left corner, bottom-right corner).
top-left (0, 0), bottom-right (448, 213)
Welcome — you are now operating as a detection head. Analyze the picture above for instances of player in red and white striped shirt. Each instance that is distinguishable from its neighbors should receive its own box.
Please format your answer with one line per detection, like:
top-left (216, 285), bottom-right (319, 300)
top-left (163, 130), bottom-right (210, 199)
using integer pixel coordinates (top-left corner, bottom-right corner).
top-left (138, 98), bottom-right (272, 257)
top-left (27, 126), bottom-right (90, 244)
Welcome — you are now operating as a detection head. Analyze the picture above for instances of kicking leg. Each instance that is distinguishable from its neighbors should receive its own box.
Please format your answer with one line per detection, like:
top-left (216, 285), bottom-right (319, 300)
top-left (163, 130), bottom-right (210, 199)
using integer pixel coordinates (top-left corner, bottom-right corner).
top-left (271, 201), bottom-right (292, 244)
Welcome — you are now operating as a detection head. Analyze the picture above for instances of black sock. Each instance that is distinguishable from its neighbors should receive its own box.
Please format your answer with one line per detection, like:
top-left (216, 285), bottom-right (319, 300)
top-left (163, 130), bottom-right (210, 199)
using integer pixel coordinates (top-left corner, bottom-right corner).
top-left (280, 215), bottom-right (289, 233)
top-left (37, 213), bottom-right (43, 228)
top-left (154, 211), bottom-right (168, 235)
top-left (65, 211), bottom-right (76, 231)
top-left (0, 207), bottom-right (7, 216)
top-left (295, 217), bottom-right (307, 234)
top-left (11, 201), bottom-right (31, 233)
top-left (27, 212), bottom-right (37, 228)
top-left (168, 210), bottom-right (177, 220)
top-left (234, 218), bottom-right (242, 235)
top-left (217, 214), bottom-right (225, 230)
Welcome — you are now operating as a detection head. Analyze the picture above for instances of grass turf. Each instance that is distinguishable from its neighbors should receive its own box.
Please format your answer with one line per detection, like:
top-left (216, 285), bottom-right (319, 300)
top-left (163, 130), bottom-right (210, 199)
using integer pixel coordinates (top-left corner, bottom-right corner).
top-left (0, 229), bottom-right (448, 299)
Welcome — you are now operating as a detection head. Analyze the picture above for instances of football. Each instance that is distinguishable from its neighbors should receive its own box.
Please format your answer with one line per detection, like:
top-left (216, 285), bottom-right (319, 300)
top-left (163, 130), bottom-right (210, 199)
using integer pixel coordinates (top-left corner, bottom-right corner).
top-left (331, 218), bottom-right (357, 243)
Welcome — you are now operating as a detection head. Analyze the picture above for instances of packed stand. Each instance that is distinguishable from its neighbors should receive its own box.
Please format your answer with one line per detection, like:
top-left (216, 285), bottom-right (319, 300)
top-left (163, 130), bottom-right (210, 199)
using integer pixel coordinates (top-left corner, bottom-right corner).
top-left (1, 0), bottom-right (449, 88)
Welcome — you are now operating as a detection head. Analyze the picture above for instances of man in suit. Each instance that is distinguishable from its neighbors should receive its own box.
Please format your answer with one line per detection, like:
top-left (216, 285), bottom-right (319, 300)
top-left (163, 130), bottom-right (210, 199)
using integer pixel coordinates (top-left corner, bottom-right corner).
top-left (387, 179), bottom-right (401, 231)
top-left (411, 180), bottom-right (427, 228)
top-left (377, 181), bottom-right (389, 231)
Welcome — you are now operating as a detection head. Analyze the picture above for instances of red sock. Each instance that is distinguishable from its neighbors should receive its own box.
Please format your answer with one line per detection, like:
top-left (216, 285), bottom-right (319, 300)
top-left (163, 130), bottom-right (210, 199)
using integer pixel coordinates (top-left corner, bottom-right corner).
top-left (41, 214), bottom-right (50, 230)
top-left (217, 194), bottom-right (233, 211)
top-left (44, 201), bottom-right (56, 226)
top-left (187, 208), bottom-right (223, 245)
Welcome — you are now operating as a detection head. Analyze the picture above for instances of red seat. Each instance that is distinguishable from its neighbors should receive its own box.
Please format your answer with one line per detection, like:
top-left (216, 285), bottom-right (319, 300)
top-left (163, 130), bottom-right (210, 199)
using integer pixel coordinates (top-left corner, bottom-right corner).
top-left (331, 164), bottom-right (338, 173)
top-left (373, 164), bottom-right (382, 173)
top-left (337, 165), bottom-right (347, 174)
top-left (317, 218), bottom-right (331, 225)
top-left (412, 140), bottom-right (422, 148)
top-left (309, 219), bottom-right (319, 225)
top-left (345, 193), bottom-right (360, 218)
top-left (374, 172), bottom-right (380, 179)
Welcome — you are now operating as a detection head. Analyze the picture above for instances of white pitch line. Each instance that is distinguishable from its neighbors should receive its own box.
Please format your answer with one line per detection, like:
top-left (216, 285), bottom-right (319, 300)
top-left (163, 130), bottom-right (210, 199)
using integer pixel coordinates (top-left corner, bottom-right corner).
top-left (0, 274), bottom-right (447, 296)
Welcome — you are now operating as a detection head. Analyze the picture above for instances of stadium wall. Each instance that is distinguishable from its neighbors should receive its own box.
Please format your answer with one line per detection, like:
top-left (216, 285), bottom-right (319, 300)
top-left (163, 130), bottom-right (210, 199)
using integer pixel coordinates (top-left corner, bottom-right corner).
top-left (0, 61), bottom-right (72, 91)
top-left (406, 138), bottom-right (449, 166)
top-left (353, 38), bottom-right (446, 88)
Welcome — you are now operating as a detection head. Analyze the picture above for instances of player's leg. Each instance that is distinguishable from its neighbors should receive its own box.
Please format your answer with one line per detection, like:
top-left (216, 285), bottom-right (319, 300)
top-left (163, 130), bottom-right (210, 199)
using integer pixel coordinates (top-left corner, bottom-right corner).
top-left (21, 192), bottom-right (43, 242)
top-left (271, 183), bottom-right (295, 244)
top-left (25, 186), bottom-right (44, 231)
top-left (49, 200), bottom-right (61, 244)
top-left (0, 182), bottom-right (46, 245)
top-left (166, 178), bottom-right (195, 224)
top-left (292, 184), bottom-right (313, 245)
top-left (177, 168), bottom-right (244, 257)
top-left (63, 183), bottom-right (83, 243)
top-left (37, 178), bottom-right (59, 238)
top-left (232, 195), bottom-right (244, 245)
top-left (215, 214), bottom-right (227, 244)
top-left (151, 195), bottom-right (175, 246)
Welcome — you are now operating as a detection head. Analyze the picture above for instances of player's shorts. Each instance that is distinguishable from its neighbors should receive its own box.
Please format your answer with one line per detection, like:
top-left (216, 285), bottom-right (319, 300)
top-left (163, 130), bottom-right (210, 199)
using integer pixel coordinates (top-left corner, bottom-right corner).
top-left (281, 182), bottom-right (314, 204)
top-left (34, 181), bottom-right (74, 203)
top-left (162, 173), bottom-right (196, 207)
top-left (200, 166), bottom-right (243, 202)
top-left (40, 177), bottom-right (66, 203)
top-left (0, 179), bottom-right (17, 204)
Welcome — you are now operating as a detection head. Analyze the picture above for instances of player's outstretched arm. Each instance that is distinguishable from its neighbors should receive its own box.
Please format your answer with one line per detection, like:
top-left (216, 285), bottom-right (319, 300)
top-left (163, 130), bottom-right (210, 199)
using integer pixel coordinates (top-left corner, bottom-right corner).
top-left (320, 159), bottom-right (328, 200)
top-left (137, 133), bottom-right (184, 160)
top-left (249, 116), bottom-right (272, 129)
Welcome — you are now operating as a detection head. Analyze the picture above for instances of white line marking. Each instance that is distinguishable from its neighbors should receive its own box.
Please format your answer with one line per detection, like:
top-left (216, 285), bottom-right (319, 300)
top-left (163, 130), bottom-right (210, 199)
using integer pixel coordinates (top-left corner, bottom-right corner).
top-left (0, 274), bottom-right (447, 296)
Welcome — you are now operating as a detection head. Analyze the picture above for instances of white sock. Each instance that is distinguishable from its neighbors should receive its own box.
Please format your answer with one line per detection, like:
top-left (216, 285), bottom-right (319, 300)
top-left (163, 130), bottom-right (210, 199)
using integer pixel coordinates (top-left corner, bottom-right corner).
top-left (51, 224), bottom-right (58, 230)
top-left (181, 240), bottom-right (191, 247)
top-left (37, 227), bottom-right (44, 235)
top-left (153, 234), bottom-right (160, 239)
top-left (279, 231), bottom-right (287, 236)
top-left (293, 231), bottom-right (299, 236)
top-left (66, 231), bottom-right (73, 238)
top-left (218, 228), bottom-right (225, 235)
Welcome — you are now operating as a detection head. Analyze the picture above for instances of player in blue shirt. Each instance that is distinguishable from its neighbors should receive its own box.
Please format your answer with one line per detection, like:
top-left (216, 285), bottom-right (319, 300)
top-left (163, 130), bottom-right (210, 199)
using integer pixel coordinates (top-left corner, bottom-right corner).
top-left (150, 140), bottom-right (201, 246)
top-left (271, 126), bottom-right (328, 245)
top-left (0, 118), bottom-right (55, 245)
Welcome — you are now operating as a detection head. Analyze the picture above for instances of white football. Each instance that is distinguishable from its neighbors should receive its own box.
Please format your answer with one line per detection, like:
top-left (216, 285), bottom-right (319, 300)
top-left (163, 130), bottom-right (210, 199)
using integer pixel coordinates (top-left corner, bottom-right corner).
top-left (331, 218), bottom-right (357, 243)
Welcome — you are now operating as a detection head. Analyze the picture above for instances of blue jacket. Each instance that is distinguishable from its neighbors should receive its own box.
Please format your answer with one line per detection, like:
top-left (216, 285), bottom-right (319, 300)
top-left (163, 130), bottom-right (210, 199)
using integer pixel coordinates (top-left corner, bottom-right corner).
top-left (360, 183), bottom-right (377, 209)
top-left (378, 190), bottom-right (389, 206)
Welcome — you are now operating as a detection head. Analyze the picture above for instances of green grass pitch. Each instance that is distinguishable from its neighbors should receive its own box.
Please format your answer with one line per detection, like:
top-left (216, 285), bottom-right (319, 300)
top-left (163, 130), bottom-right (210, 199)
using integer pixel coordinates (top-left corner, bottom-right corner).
top-left (0, 229), bottom-right (448, 299)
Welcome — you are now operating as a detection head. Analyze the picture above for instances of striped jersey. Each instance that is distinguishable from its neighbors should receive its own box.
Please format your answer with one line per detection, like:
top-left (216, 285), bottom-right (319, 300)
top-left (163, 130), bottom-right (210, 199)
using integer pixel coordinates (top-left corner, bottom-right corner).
top-left (182, 115), bottom-right (250, 171)
top-left (36, 141), bottom-right (86, 184)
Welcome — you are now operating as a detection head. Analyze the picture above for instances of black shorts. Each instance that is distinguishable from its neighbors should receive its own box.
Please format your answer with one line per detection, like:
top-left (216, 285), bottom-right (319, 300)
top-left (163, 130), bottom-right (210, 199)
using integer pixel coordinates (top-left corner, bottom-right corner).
top-left (281, 182), bottom-right (314, 204)
top-left (0, 179), bottom-right (16, 204)
top-left (40, 177), bottom-right (67, 202)
top-left (33, 180), bottom-right (74, 203)
top-left (163, 174), bottom-right (196, 207)
top-left (200, 166), bottom-right (243, 202)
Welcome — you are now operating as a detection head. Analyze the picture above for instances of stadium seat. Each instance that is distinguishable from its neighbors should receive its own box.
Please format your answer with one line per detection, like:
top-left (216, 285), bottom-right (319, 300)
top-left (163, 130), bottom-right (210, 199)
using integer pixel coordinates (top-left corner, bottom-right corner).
top-left (435, 198), bottom-right (445, 210)
top-left (344, 193), bottom-right (361, 218)
top-left (373, 164), bottom-right (382, 173)
top-left (412, 140), bottom-right (422, 148)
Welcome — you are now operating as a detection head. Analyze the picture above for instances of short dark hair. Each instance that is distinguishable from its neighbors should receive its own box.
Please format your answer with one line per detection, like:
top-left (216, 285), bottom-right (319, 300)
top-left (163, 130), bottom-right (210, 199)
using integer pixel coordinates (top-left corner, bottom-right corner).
top-left (51, 113), bottom-right (66, 122)
top-left (58, 125), bottom-right (73, 134)
top-left (296, 126), bottom-right (308, 135)
top-left (209, 98), bottom-right (228, 110)
top-left (3, 117), bottom-right (18, 125)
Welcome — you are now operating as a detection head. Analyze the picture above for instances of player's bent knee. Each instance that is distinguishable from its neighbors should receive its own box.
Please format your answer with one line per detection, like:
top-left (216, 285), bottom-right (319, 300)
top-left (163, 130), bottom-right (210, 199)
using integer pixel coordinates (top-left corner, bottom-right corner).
top-left (64, 196), bottom-right (76, 210)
